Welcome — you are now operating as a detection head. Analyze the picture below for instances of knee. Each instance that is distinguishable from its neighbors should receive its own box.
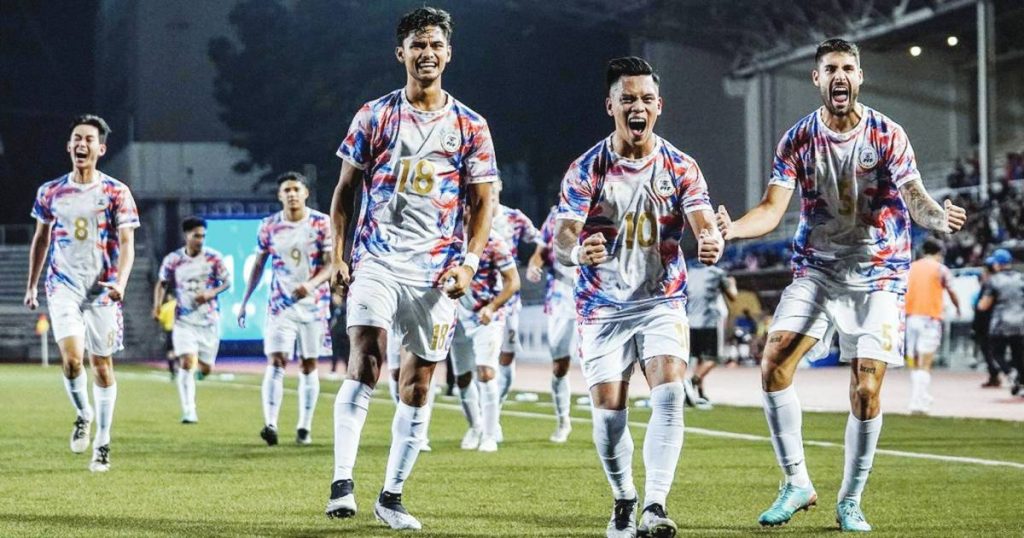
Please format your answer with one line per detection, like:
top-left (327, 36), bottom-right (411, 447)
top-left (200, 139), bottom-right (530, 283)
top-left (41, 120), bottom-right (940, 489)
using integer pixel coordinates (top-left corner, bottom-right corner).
top-left (91, 358), bottom-right (114, 384)
top-left (761, 360), bottom-right (791, 391)
top-left (552, 359), bottom-right (569, 378)
top-left (477, 366), bottom-right (495, 382)
top-left (456, 372), bottom-right (473, 389)
top-left (198, 362), bottom-right (212, 376)
top-left (401, 381), bottom-right (431, 406)
top-left (300, 359), bottom-right (317, 375)
top-left (852, 379), bottom-right (881, 404)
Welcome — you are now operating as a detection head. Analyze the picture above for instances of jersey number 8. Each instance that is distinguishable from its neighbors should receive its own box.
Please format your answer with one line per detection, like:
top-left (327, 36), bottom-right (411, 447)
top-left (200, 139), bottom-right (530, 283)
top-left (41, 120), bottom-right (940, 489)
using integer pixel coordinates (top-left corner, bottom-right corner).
top-left (397, 158), bottom-right (435, 195)
top-left (73, 217), bottom-right (89, 240)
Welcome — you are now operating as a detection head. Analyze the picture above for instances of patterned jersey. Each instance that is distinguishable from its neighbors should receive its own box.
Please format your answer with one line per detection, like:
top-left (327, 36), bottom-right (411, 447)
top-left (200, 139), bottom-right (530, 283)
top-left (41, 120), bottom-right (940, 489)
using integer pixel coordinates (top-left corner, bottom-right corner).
top-left (492, 204), bottom-right (541, 311)
top-left (257, 209), bottom-right (332, 321)
top-left (539, 206), bottom-right (577, 319)
top-left (337, 89), bottom-right (499, 287)
top-left (457, 233), bottom-right (516, 328)
top-left (769, 105), bottom-right (921, 294)
top-left (557, 135), bottom-right (713, 323)
top-left (159, 247), bottom-right (230, 326)
top-left (685, 264), bottom-right (729, 329)
top-left (31, 172), bottom-right (140, 305)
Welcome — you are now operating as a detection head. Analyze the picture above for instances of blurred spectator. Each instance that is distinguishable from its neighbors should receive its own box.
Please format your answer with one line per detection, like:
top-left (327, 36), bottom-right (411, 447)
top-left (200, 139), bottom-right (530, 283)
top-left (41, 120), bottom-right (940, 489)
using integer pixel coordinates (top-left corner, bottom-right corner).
top-left (726, 309), bottom-right (758, 365)
top-left (973, 262), bottom-right (1009, 387)
top-left (947, 158), bottom-right (966, 188)
top-left (976, 249), bottom-right (1024, 397)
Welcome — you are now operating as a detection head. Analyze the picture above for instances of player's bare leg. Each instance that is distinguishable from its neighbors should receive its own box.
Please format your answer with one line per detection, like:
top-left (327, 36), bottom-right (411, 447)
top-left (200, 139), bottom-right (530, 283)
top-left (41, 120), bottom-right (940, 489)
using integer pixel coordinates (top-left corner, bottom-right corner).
top-left (836, 359), bottom-right (886, 532)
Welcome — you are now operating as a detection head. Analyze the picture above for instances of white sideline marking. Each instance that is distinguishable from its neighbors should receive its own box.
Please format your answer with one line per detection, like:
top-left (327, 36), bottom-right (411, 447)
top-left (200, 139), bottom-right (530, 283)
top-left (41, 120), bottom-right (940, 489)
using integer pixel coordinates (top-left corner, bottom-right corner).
top-left (127, 371), bottom-right (1024, 470)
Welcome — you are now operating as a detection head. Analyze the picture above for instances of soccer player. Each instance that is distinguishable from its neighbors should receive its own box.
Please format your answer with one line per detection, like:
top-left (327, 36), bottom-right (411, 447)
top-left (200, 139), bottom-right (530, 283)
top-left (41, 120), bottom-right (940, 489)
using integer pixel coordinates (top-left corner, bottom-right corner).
top-left (25, 114), bottom-right (140, 472)
top-left (451, 230), bottom-right (520, 452)
top-left (976, 249), bottom-right (1024, 397)
top-left (153, 216), bottom-right (231, 423)
top-left (527, 204), bottom-right (577, 442)
top-left (490, 182), bottom-right (541, 406)
top-left (904, 238), bottom-right (960, 414)
top-left (683, 262), bottom-right (738, 409)
top-left (555, 57), bottom-right (723, 538)
top-left (716, 39), bottom-right (967, 531)
top-left (238, 171), bottom-right (332, 447)
top-left (325, 7), bottom-right (497, 530)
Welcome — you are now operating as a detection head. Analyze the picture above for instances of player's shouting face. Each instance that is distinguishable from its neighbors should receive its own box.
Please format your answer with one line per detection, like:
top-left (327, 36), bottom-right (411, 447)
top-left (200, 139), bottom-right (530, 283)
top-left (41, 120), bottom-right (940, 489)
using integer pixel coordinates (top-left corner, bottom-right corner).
top-left (606, 75), bottom-right (662, 148)
top-left (396, 25), bottom-right (451, 84)
top-left (813, 51), bottom-right (863, 117)
top-left (66, 124), bottom-right (106, 172)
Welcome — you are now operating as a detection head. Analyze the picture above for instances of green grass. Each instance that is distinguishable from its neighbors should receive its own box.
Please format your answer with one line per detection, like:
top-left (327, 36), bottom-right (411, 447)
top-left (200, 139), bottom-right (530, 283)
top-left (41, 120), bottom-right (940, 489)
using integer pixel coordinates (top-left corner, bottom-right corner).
top-left (0, 363), bottom-right (1021, 537)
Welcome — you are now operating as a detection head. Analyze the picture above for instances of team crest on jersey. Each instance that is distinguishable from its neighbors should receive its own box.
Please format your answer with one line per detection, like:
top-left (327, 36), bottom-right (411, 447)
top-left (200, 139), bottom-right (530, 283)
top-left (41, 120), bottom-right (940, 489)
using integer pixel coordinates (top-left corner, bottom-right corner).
top-left (857, 146), bottom-right (878, 169)
top-left (441, 130), bottom-right (460, 153)
top-left (652, 174), bottom-right (675, 198)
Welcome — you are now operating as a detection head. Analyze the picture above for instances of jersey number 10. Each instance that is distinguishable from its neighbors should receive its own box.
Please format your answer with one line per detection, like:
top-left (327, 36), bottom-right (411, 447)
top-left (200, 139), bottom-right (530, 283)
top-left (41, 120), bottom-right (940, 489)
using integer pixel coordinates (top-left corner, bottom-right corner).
top-left (622, 211), bottom-right (657, 249)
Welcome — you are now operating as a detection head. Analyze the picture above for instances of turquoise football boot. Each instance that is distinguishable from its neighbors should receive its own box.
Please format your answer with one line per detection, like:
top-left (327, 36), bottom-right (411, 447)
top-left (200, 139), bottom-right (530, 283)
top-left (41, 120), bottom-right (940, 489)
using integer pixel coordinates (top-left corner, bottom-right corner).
top-left (836, 499), bottom-right (872, 532)
top-left (758, 482), bottom-right (818, 527)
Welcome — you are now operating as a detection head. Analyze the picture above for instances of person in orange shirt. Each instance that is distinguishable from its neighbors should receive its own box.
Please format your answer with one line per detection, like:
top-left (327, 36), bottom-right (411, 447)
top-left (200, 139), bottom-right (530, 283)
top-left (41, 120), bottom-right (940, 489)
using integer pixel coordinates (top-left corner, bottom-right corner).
top-left (904, 238), bottom-right (961, 414)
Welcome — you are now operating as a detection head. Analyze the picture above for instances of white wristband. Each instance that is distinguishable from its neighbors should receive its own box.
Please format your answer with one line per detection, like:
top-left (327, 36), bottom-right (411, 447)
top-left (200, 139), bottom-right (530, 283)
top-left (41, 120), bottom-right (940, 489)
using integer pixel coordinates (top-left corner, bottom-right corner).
top-left (462, 252), bottom-right (480, 273)
top-left (569, 245), bottom-right (582, 266)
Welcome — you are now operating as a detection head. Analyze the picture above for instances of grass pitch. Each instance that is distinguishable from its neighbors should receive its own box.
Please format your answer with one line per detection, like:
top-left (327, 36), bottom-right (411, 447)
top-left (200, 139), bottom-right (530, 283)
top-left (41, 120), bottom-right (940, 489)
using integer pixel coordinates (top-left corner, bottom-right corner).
top-left (0, 363), bottom-right (1021, 537)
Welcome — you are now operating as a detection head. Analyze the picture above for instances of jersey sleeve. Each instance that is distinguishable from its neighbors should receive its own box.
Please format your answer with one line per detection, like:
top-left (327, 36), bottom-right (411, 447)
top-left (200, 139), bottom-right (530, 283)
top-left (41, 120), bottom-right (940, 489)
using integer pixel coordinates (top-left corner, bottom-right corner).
top-left (336, 103), bottom-right (374, 170)
top-left (885, 124), bottom-right (922, 188)
top-left (31, 184), bottom-right (54, 223)
top-left (514, 210), bottom-right (542, 246)
top-left (678, 159), bottom-right (713, 215)
top-left (768, 129), bottom-right (801, 190)
top-left (540, 211), bottom-right (556, 246)
top-left (557, 160), bottom-right (593, 223)
top-left (463, 118), bottom-right (499, 184)
top-left (493, 237), bottom-right (516, 272)
top-left (257, 220), bottom-right (271, 253)
top-left (114, 185), bottom-right (141, 229)
top-left (213, 254), bottom-right (230, 286)
top-left (158, 254), bottom-right (174, 283)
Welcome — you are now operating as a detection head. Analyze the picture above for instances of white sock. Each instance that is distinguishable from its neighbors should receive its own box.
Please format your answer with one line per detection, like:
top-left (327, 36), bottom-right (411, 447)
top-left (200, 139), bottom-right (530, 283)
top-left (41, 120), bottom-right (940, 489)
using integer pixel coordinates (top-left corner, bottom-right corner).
top-left (64, 370), bottom-right (93, 421)
top-left (591, 407), bottom-right (637, 501)
top-left (92, 383), bottom-right (117, 447)
top-left (177, 367), bottom-right (196, 414)
top-left (388, 370), bottom-right (400, 404)
top-left (920, 370), bottom-right (931, 401)
top-left (297, 370), bottom-right (320, 431)
top-left (422, 380), bottom-right (436, 442)
top-left (478, 378), bottom-right (500, 439)
top-left (909, 369), bottom-right (922, 407)
top-left (643, 382), bottom-right (685, 509)
top-left (332, 380), bottom-right (373, 482)
top-left (552, 374), bottom-right (570, 423)
top-left (261, 365), bottom-right (285, 428)
top-left (838, 413), bottom-right (883, 504)
top-left (763, 387), bottom-right (811, 488)
top-left (383, 402), bottom-right (428, 494)
top-left (459, 381), bottom-right (481, 430)
top-left (498, 363), bottom-right (515, 401)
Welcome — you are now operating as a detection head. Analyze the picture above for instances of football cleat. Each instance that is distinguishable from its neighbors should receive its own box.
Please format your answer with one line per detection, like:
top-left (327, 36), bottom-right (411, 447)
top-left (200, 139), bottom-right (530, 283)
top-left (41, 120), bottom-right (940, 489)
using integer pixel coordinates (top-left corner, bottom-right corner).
top-left (550, 421), bottom-right (572, 443)
top-left (836, 499), bottom-right (872, 532)
top-left (296, 428), bottom-right (311, 445)
top-left (374, 490), bottom-right (422, 530)
top-left (70, 416), bottom-right (91, 454)
top-left (758, 482), bottom-right (817, 527)
top-left (89, 444), bottom-right (111, 473)
top-left (461, 428), bottom-right (481, 450)
top-left (606, 497), bottom-right (637, 538)
top-left (420, 439), bottom-right (432, 452)
top-left (325, 479), bottom-right (356, 519)
top-left (260, 425), bottom-right (279, 446)
top-left (181, 410), bottom-right (199, 424)
top-left (478, 436), bottom-right (498, 453)
top-left (637, 503), bottom-right (677, 538)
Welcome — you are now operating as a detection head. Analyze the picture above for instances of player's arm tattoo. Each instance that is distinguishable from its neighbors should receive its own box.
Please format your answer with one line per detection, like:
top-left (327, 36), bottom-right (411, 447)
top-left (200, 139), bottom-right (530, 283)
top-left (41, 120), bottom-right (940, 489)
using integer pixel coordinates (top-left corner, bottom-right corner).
top-left (554, 219), bottom-right (583, 267)
top-left (899, 179), bottom-right (946, 232)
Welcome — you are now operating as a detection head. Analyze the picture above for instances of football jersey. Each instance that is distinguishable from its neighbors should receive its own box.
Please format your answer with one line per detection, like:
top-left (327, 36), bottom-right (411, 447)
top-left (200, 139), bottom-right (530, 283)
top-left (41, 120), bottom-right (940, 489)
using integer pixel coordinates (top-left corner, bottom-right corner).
top-left (557, 135), bottom-right (713, 323)
top-left (159, 247), bottom-right (230, 326)
top-left (491, 204), bottom-right (541, 311)
top-left (539, 206), bottom-right (577, 319)
top-left (337, 89), bottom-right (499, 287)
top-left (456, 233), bottom-right (516, 328)
top-left (769, 105), bottom-right (920, 294)
top-left (685, 264), bottom-right (729, 329)
top-left (257, 209), bottom-right (332, 321)
top-left (31, 172), bottom-right (140, 305)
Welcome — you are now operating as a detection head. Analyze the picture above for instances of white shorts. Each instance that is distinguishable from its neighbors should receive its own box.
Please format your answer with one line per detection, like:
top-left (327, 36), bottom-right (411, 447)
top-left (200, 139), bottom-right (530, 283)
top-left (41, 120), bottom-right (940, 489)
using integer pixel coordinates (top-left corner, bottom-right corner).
top-left (47, 291), bottom-right (123, 356)
top-left (578, 305), bottom-right (690, 388)
top-left (172, 322), bottom-right (221, 365)
top-left (501, 309), bottom-right (521, 354)
top-left (450, 320), bottom-right (504, 376)
top-left (770, 272), bottom-right (905, 366)
top-left (547, 315), bottom-right (577, 360)
top-left (346, 273), bottom-right (456, 362)
top-left (905, 315), bottom-right (942, 357)
top-left (264, 310), bottom-right (330, 359)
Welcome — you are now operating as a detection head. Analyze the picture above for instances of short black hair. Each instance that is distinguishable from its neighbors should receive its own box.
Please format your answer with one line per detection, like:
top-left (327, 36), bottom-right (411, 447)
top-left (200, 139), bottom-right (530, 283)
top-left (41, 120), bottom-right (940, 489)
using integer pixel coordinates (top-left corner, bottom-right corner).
top-left (182, 216), bottom-right (207, 233)
top-left (815, 38), bottom-right (860, 66)
top-left (70, 114), bottom-right (111, 144)
top-left (276, 171), bottom-right (308, 186)
top-left (606, 56), bottom-right (659, 94)
top-left (922, 237), bottom-right (944, 256)
top-left (396, 7), bottom-right (452, 45)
